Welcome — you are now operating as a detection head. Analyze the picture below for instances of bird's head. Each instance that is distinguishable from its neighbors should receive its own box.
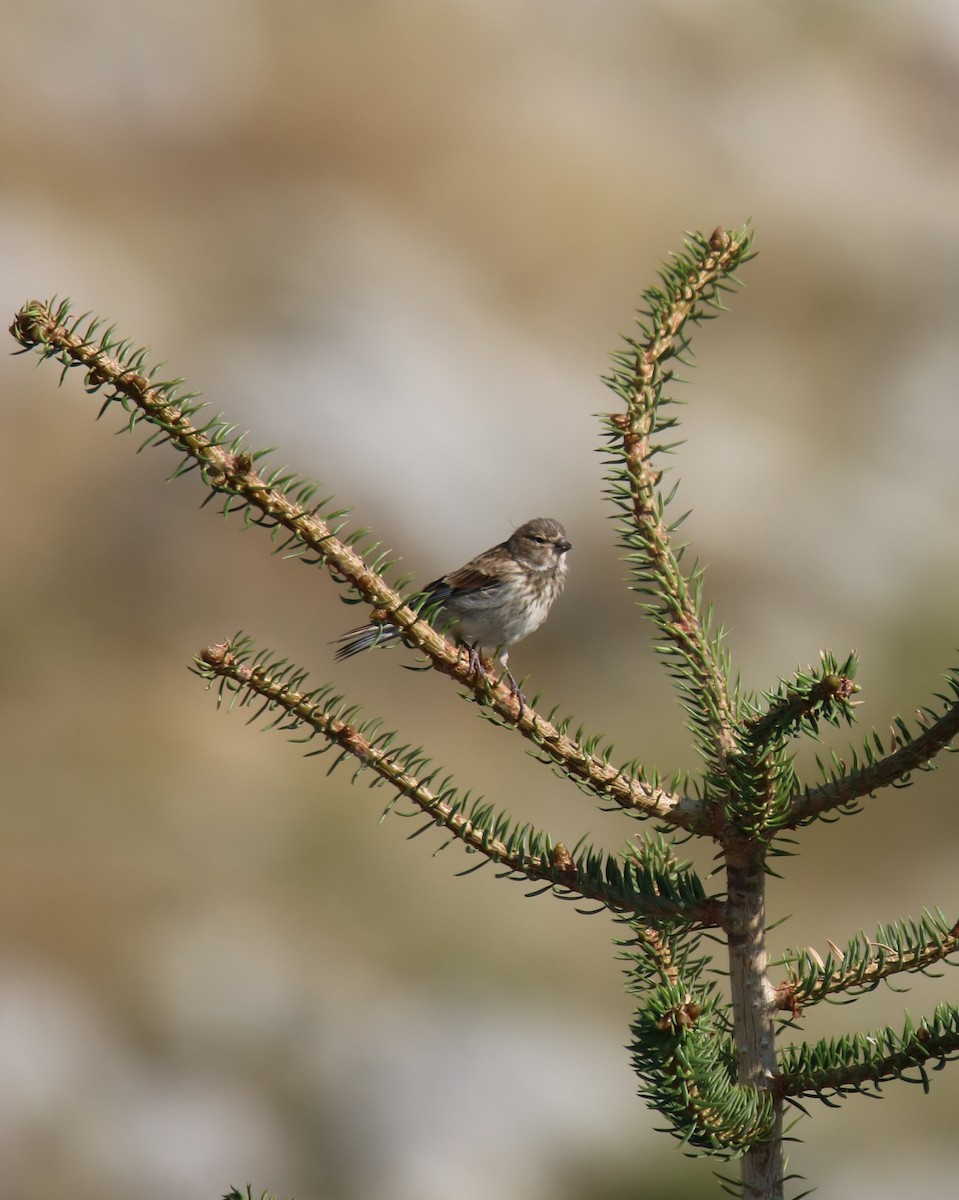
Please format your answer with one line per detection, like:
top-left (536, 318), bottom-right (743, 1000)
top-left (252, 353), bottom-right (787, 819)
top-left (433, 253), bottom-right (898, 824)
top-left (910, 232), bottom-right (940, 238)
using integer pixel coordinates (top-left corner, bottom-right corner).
top-left (509, 518), bottom-right (571, 571)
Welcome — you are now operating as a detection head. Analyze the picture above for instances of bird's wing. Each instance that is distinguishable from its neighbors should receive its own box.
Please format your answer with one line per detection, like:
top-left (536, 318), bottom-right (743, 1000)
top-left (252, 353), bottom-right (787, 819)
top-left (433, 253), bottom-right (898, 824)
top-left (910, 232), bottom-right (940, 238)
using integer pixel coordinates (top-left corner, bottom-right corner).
top-left (427, 560), bottom-right (505, 601)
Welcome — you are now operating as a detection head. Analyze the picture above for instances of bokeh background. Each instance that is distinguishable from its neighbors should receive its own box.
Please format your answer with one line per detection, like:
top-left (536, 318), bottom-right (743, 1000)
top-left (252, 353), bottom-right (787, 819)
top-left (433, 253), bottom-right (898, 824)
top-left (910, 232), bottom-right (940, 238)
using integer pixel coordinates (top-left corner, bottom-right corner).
top-left (3, 2), bottom-right (959, 1198)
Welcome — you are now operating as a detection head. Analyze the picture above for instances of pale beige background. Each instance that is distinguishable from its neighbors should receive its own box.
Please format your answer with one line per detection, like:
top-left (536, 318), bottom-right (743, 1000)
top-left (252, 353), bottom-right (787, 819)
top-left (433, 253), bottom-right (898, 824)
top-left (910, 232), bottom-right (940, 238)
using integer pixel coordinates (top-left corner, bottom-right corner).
top-left (3, 3), bottom-right (959, 1198)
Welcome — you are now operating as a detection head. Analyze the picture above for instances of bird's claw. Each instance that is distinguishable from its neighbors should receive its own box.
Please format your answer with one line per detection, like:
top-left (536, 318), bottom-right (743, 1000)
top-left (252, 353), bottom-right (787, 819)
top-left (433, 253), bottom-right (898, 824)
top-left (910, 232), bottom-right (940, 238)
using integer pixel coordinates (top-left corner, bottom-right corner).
top-left (459, 647), bottom-right (525, 719)
top-left (465, 645), bottom-right (485, 679)
top-left (507, 672), bottom-right (526, 721)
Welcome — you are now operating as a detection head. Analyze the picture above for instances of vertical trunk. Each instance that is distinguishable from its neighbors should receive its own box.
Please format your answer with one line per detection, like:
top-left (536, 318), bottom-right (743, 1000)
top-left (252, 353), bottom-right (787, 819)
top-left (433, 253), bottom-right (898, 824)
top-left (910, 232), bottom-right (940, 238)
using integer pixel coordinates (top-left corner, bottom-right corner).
top-left (725, 842), bottom-right (783, 1199)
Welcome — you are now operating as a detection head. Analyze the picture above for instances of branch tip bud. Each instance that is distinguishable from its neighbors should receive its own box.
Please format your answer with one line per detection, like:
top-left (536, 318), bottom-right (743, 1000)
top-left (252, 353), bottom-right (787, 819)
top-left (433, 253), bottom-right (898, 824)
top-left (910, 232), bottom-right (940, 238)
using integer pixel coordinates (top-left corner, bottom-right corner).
top-left (200, 641), bottom-right (234, 669)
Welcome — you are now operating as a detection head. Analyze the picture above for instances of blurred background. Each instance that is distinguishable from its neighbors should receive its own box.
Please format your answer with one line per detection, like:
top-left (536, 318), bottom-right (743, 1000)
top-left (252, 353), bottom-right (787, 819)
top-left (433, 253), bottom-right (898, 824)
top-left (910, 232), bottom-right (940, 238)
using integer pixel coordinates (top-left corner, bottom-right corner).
top-left (3, 2), bottom-right (959, 1197)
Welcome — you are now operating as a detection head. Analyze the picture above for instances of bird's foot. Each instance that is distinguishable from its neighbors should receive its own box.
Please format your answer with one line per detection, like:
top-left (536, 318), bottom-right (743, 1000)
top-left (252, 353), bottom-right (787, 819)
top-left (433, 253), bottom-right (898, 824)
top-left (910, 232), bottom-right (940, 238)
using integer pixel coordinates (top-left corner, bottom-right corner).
top-left (458, 644), bottom-right (493, 687)
top-left (504, 670), bottom-right (526, 720)
top-left (458, 647), bottom-right (525, 719)
top-left (462, 644), bottom-right (487, 680)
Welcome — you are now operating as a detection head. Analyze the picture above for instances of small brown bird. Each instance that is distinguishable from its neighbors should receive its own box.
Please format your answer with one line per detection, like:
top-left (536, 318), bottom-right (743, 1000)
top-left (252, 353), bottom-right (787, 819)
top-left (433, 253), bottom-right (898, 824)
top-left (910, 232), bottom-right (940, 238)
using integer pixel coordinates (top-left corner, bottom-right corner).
top-left (333, 517), bottom-right (571, 694)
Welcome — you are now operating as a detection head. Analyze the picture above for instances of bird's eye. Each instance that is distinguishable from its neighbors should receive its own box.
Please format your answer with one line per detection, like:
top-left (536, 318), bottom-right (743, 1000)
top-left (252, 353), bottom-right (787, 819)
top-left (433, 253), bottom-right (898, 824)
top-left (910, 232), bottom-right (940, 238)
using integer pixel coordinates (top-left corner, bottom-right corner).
top-left (531, 535), bottom-right (547, 544)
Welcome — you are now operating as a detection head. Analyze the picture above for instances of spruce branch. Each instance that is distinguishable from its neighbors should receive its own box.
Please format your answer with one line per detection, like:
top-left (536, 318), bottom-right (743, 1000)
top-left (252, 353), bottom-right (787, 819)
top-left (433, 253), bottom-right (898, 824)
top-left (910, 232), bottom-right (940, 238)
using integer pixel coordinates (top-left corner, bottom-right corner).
top-left (775, 909), bottom-right (959, 1013)
top-left (10, 297), bottom-right (703, 832)
top-left (626, 954), bottom-right (776, 1154)
top-left (789, 665), bottom-right (959, 826)
top-left (632, 999), bottom-right (775, 1156)
top-left (778, 1003), bottom-right (959, 1101)
top-left (718, 653), bottom-right (859, 842)
top-left (195, 637), bottom-right (723, 924)
top-left (621, 919), bottom-right (767, 1154)
top-left (601, 225), bottom-right (754, 794)
top-left (743, 653), bottom-right (860, 753)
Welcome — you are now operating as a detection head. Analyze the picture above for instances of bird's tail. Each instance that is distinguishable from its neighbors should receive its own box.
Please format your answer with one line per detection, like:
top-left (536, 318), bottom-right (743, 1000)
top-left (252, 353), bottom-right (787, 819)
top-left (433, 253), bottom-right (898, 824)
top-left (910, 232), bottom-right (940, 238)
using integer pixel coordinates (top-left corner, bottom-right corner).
top-left (331, 622), bottom-right (400, 661)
